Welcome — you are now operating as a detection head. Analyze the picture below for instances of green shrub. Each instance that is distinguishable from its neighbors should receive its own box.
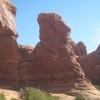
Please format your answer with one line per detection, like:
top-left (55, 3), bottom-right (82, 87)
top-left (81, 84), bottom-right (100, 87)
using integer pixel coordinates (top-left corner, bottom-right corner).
top-left (20, 87), bottom-right (57, 100)
top-left (0, 93), bottom-right (6, 100)
top-left (75, 95), bottom-right (85, 100)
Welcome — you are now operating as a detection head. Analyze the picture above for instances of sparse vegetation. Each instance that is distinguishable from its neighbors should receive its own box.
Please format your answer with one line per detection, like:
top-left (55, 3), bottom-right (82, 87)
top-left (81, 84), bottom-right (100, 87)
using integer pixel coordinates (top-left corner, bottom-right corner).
top-left (0, 93), bottom-right (6, 100)
top-left (20, 87), bottom-right (58, 100)
top-left (93, 82), bottom-right (100, 91)
top-left (75, 95), bottom-right (86, 100)
top-left (94, 85), bottom-right (100, 91)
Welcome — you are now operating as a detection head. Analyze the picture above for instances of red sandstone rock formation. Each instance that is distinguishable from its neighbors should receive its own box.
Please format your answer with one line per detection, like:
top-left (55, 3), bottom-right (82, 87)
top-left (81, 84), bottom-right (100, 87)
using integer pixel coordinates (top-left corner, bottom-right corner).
top-left (19, 13), bottom-right (96, 94)
top-left (0, 0), bottom-right (21, 87)
top-left (71, 41), bottom-right (87, 56)
top-left (18, 13), bottom-right (100, 99)
top-left (77, 45), bottom-right (100, 84)
top-left (0, 1), bottom-right (100, 98)
top-left (0, 0), bottom-right (17, 37)
top-left (19, 45), bottom-right (34, 60)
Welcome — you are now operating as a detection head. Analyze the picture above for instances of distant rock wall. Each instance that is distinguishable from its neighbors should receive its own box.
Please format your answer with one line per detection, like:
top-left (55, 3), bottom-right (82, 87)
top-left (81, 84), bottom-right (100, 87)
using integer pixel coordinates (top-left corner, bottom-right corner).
top-left (71, 41), bottom-right (87, 56)
top-left (77, 45), bottom-right (100, 84)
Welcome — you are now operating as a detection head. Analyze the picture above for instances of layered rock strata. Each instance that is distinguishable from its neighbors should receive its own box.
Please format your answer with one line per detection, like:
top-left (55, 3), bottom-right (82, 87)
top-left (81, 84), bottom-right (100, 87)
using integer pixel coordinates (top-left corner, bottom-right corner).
top-left (0, 0), bottom-right (21, 87)
top-left (0, 0), bottom-right (100, 99)
top-left (77, 45), bottom-right (100, 84)
top-left (19, 13), bottom-right (98, 96)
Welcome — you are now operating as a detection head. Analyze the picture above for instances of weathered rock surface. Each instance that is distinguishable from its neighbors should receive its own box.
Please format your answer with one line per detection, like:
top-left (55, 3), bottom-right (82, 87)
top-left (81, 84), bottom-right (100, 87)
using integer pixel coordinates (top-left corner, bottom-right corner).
top-left (25, 13), bottom-right (80, 87)
top-left (31, 13), bottom-right (85, 88)
top-left (0, 0), bottom-right (21, 87)
top-left (19, 45), bottom-right (34, 60)
top-left (71, 38), bottom-right (100, 85)
top-left (77, 45), bottom-right (100, 84)
top-left (19, 13), bottom-right (100, 99)
top-left (0, 0), bottom-right (18, 37)
top-left (0, 0), bottom-right (100, 99)
top-left (71, 41), bottom-right (87, 56)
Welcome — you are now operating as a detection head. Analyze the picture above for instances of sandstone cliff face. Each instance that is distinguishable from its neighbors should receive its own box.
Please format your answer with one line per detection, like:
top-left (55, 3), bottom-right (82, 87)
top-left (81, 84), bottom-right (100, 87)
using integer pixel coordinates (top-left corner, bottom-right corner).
top-left (31, 13), bottom-right (85, 87)
top-left (0, 0), bottom-right (21, 87)
top-left (19, 13), bottom-right (96, 94)
top-left (19, 45), bottom-right (34, 60)
top-left (0, 0), bottom-right (17, 37)
top-left (77, 45), bottom-right (100, 84)
top-left (71, 41), bottom-right (87, 56)
top-left (71, 38), bottom-right (100, 85)
top-left (19, 13), bottom-right (100, 99)
top-left (0, 1), bottom-right (100, 98)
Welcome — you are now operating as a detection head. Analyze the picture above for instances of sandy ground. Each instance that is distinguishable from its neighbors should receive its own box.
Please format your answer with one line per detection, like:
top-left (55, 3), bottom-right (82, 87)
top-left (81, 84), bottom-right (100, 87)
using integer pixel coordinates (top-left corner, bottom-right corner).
top-left (0, 88), bottom-right (19, 100)
top-left (52, 93), bottom-right (75, 100)
top-left (1, 88), bottom-right (100, 100)
top-left (0, 88), bottom-right (75, 100)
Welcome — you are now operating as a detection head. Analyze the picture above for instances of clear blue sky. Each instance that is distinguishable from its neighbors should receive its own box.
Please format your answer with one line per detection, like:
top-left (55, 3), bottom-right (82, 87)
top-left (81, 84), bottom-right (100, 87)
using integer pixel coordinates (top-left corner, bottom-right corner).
top-left (10, 0), bottom-right (100, 53)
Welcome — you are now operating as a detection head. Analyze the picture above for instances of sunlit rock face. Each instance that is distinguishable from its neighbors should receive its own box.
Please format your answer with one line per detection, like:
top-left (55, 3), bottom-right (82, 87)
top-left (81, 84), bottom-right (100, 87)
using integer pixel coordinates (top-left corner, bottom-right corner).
top-left (77, 45), bottom-right (100, 84)
top-left (0, 0), bottom-right (17, 37)
top-left (0, 0), bottom-right (21, 87)
top-left (0, 1), bottom-right (100, 99)
top-left (19, 13), bottom-right (100, 99)
top-left (71, 41), bottom-right (87, 56)
top-left (19, 13), bottom-right (94, 92)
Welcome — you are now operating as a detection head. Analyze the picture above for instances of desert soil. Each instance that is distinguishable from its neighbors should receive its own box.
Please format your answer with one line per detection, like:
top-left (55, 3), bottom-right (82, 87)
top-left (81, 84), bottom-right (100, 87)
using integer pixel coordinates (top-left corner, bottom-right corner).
top-left (0, 88), bottom-right (75, 100)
